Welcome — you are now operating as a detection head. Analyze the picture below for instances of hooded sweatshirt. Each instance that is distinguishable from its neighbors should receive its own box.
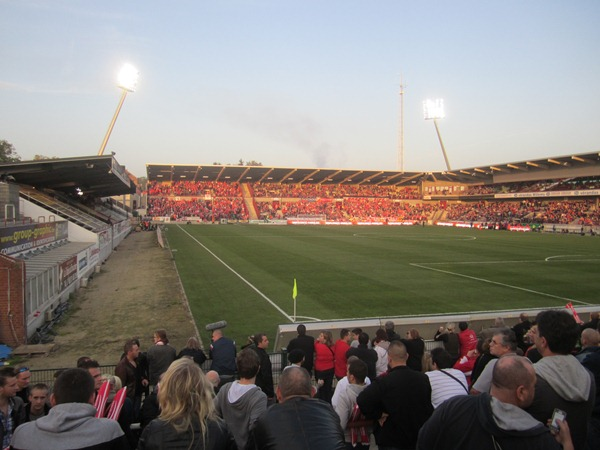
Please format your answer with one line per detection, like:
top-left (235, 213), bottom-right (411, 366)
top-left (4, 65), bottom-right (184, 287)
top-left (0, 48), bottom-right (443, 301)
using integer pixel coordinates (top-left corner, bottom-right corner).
top-left (214, 381), bottom-right (267, 450)
top-left (10, 402), bottom-right (127, 450)
top-left (416, 392), bottom-right (560, 450)
top-left (527, 354), bottom-right (596, 450)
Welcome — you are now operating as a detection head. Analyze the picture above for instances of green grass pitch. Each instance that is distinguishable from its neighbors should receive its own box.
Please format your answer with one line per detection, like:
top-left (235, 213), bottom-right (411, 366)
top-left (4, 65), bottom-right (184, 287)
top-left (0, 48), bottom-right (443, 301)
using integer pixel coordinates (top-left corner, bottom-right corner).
top-left (165, 224), bottom-right (600, 346)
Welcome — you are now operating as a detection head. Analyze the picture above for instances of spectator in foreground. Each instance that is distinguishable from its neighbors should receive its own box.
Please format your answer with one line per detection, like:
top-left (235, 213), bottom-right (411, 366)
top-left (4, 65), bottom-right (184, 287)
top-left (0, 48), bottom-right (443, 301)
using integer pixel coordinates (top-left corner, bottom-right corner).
top-left (527, 310), bottom-right (595, 450)
top-left (214, 348), bottom-right (267, 450)
top-left (253, 366), bottom-right (346, 450)
top-left (0, 367), bottom-right (24, 447)
top-left (10, 368), bottom-right (127, 450)
top-left (357, 340), bottom-right (433, 450)
top-left (416, 355), bottom-right (573, 450)
top-left (138, 358), bottom-right (235, 449)
top-left (575, 328), bottom-right (600, 449)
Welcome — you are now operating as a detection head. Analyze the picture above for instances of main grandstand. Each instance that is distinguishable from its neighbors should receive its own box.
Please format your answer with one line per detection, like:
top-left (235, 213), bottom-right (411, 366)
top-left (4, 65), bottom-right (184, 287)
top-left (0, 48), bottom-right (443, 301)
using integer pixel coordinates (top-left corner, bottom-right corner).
top-left (0, 151), bottom-right (598, 348)
top-left (145, 151), bottom-right (600, 233)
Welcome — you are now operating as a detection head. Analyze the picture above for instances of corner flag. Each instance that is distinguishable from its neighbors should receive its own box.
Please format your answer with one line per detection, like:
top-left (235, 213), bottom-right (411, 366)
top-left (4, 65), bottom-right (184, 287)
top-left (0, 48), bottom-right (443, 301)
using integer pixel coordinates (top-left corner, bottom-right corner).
top-left (292, 278), bottom-right (298, 300)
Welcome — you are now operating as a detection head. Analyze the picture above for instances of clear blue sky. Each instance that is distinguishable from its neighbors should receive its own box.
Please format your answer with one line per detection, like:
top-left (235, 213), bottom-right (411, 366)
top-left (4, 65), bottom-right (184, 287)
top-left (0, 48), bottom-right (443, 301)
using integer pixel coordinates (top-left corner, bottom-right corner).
top-left (1, 1), bottom-right (599, 178)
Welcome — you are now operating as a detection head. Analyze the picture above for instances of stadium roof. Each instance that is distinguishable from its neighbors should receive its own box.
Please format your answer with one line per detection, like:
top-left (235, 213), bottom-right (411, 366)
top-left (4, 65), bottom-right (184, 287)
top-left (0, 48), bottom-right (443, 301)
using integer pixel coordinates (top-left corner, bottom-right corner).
top-left (0, 155), bottom-right (136, 197)
top-left (147, 151), bottom-right (600, 186)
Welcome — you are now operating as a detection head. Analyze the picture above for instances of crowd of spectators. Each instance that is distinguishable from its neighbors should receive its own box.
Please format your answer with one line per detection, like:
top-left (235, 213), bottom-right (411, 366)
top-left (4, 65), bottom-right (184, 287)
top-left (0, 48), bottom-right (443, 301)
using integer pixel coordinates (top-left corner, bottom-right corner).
top-left (7, 310), bottom-right (597, 449)
top-left (145, 179), bottom-right (600, 226)
top-left (147, 198), bottom-right (248, 221)
top-left (251, 183), bottom-right (420, 200)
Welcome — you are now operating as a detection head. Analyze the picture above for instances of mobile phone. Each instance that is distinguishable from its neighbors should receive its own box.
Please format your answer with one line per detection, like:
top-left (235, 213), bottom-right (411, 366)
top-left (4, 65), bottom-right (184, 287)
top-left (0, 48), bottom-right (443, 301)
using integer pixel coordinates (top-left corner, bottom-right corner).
top-left (550, 408), bottom-right (566, 432)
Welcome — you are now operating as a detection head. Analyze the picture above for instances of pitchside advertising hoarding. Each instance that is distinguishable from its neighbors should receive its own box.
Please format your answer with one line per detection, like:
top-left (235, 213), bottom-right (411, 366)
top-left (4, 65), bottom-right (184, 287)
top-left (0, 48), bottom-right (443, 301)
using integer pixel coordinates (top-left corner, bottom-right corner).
top-left (0, 222), bottom-right (68, 255)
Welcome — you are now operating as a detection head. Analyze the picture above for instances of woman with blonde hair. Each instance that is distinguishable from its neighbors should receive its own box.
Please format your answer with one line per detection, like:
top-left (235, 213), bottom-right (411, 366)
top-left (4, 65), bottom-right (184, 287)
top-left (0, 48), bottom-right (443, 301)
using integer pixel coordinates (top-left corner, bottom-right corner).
top-left (138, 359), bottom-right (235, 449)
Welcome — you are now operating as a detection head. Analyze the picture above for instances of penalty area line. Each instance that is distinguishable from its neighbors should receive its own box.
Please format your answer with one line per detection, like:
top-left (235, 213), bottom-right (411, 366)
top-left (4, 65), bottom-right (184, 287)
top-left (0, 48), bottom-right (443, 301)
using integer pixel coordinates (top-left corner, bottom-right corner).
top-left (409, 263), bottom-right (593, 306)
top-left (177, 225), bottom-right (294, 322)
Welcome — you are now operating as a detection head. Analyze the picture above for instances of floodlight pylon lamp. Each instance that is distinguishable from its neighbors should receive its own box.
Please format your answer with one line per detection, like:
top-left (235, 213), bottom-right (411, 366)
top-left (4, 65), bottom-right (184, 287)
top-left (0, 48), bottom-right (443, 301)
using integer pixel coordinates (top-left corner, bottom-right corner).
top-left (118, 63), bottom-right (139, 92)
top-left (423, 98), bottom-right (445, 120)
top-left (423, 98), bottom-right (451, 171)
top-left (98, 63), bottom-right (139, 156)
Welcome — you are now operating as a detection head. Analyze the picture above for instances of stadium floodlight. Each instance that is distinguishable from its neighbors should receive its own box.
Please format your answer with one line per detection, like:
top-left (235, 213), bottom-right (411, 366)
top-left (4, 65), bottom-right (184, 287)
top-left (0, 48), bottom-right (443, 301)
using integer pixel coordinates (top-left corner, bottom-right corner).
top-left (98, 63), bottom-right (140, 156)
top-left (423, 98), bottom-right (451, 171)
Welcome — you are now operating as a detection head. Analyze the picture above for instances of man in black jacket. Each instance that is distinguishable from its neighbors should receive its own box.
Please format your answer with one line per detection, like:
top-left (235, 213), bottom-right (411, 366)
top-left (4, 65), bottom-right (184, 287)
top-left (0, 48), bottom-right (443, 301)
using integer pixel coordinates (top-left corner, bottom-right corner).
top-left (287, 324), bottom-right (315, 375)
top-left (252, 333), bottom-right (275, 400)
top-left (416, 355), bottom-right (572, 450)
top-left (0, 367), bottom-right (25, 448)
top-left (253, 366), bottom-right (345, 450)
top-left (357, 340), bottom-right (432, 450)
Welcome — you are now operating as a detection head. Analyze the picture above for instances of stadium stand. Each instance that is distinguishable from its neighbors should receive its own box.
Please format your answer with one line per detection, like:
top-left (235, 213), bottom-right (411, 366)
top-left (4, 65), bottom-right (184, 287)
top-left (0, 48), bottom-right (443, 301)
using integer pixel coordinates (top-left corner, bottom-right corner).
top-left (0, 155), bottom-right (137, 346)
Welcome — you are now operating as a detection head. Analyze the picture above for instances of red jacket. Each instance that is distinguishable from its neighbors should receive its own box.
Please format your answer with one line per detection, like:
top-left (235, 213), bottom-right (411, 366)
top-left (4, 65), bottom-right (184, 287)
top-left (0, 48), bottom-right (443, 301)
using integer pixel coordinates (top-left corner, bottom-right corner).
top-left (333, 339), bottom-right (350, 378)
top-left (314, 341), bottom-right (335, 372)
top-left (458, 329), bottom-right (477, 357)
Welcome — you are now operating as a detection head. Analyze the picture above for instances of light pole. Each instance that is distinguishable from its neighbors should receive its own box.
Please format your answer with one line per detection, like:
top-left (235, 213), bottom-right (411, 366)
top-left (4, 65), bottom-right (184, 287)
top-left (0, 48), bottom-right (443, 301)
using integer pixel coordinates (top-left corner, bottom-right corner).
top-left (97, 63), bottom-right (139, 156)
top-left (423, 98), bottom-right (451, 171)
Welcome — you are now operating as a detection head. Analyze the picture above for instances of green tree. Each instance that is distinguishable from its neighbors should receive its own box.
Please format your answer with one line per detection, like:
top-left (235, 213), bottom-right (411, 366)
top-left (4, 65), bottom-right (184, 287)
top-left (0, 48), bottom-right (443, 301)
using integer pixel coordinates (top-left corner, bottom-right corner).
top-left (0, 140), bottom-right (21, 162)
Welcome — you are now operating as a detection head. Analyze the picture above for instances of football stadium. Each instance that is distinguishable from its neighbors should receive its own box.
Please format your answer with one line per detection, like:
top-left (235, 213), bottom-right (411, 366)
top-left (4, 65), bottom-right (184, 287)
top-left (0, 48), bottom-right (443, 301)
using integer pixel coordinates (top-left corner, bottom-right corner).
top-left (0, 152), bottom-right (599, 349)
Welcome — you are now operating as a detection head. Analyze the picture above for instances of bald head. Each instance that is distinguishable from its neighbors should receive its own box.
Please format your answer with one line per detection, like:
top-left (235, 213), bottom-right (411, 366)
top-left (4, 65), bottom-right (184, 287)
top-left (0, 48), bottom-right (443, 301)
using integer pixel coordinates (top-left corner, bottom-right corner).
top-left (581, 328), bottom-right (600, 348)
top-left (387, 340), bottom-right (408, 367)
top-left (277, 366), bottom-right (312, 402)
top-left (491, 355), bottom-right (536, 408)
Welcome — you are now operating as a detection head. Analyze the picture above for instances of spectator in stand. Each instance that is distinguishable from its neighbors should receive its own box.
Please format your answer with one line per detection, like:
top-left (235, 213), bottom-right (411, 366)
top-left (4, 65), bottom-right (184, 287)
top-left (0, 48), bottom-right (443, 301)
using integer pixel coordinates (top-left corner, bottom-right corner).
top-left (314, 330), bottom-right (336, 403)
top-left (250, 333), bottom-right (275, 402)
top-left (373, 328), bottom-right (390, 376)
top-left (385, 320), bottom-right (401, 341)
top-left (209, 329), bottom-right (237, 383)
top-left (253, 366), bottom-right (346, 450)
top-left (575, 328), bottom-right (600, 449)
top-left (0, 367), bottom-right (24, 447)
top-left (138, 358), bottom-right (235, 449)
top-left (14, 367), bottom-right (31, 405)
top-left (471, 328), bottom-right (518, 395)
top-left (416, 355), bottom-right (573, 450)
top-left (333, 358), bottom-right (372, 450)
top-left (434, 322), bottom-right (460, 364)
top-left (581, 312), bottom-right (600, 331)
top-left (11, 368), bottom-right (127, 450)
top-left (286, 324), bottom-right (315, 375)
top-left (332, 356), bottom-right (372, 409)
top-left (177, 337), bottom-right (207, 367)
top-left (526, 310), bottom-right (595, 450)
top-left (512, 313), bottom-right (532, 353)
top-left (146, 329), bottom-right (177, 391)
top-left (458, 321), bottom-right (477, 358)
top-left (470, 337), bottom-right (493, 386)
top-left (453, 347), bottom-right (480, 387)
top-left (24, 383), bottom-right (50, 422)
top-left (333, 328), bottom-right (352, 381)
top-left (524, 324), bottom-right (542, 363)
top-left (402, 328), bottom-right (425, 372)
top-left (214, 348), bottom-right (267, 450)
top-left (78, 359), bottom-right (104, 392)
top-left (425, 348), bottom-right (469, 408)
top-left (115, 339), bottom-right (146, 419)
top-left (346, 332), bottom-right (378, 381)
top-left (357, 340), bottom-right (433, 450)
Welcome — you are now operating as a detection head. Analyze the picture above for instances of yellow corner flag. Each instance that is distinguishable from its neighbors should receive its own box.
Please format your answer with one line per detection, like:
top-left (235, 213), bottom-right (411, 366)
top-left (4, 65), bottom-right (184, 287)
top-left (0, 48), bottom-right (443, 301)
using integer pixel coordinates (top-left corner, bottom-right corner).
top-left (292, 278), bottom-right (298, 300)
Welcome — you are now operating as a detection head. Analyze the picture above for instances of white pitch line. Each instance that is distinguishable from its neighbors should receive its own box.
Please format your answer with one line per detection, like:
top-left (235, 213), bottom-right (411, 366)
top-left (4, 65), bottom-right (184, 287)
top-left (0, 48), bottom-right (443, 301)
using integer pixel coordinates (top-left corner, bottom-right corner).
top-left (177, 225), bottom-right (294, 322)
top-left (409, 263), bottom-right (593, 306)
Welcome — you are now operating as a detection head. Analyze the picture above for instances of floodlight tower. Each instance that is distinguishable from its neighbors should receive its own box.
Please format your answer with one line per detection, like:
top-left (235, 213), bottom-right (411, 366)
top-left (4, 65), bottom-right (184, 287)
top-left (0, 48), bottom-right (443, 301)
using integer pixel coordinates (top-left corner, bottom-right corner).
top-left (98, 63), bottom-right (139, 156)
top-left (398, 78), bottom-right (405, 172)
top-left (423, 98), bottom-right (451, 171)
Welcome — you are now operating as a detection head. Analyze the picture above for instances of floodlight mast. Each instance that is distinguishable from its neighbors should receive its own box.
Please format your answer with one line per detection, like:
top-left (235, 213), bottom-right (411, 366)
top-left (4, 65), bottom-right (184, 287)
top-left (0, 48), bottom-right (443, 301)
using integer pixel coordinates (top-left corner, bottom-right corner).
top-left (398, 77), bottom-right (405, 172)
top-left (423, 99), bottom-right (451, 171)
top-left (98, 64), bottom-right (139, 156)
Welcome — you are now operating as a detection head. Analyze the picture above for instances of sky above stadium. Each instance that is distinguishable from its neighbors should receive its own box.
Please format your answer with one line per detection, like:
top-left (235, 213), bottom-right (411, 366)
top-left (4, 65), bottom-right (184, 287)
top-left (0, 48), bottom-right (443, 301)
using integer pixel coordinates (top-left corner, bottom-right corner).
top-left (1, 1), bottom-right (599, 178)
